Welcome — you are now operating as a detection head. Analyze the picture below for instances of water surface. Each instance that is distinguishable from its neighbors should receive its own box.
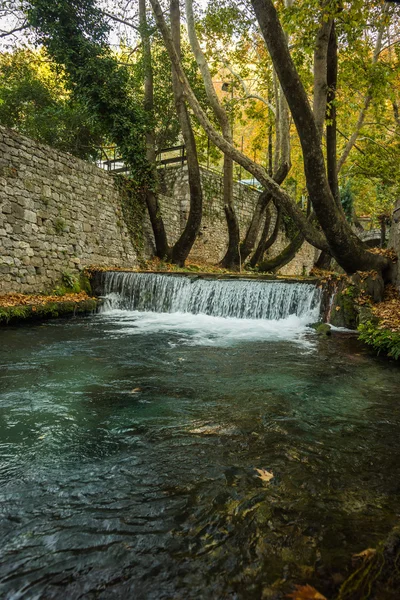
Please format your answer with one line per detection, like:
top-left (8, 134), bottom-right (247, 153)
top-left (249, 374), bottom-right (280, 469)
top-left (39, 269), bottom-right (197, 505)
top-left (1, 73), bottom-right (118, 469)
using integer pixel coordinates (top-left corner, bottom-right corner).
top-left (0, 311), bottom-right (399, 599)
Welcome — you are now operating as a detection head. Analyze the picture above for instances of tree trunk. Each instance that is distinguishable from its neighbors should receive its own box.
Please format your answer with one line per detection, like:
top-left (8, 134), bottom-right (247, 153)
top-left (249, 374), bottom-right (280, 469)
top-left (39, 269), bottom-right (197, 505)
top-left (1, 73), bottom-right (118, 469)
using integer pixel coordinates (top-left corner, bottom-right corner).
top-left (139, 0), bottom-right (169, 259)
top-left (219, 154), bottom-right (241, 269)
top-left (249, 203), bottom-right (282, 268)
top-left (169, 0), bottom-right (203, 266)
top-left (185, 0), bottom-right (240, 270)
top-left (326, 21), bottom-right (340, 206)
top-left (250, 0), bottom-right (390, 276)
top-left (313, 20), bottom-right (338, 271)
top-left (313, 18), bottom-right (332, 139)
top-left (240, 162), bottom-right (288, 262)
top-left (258, 231), bottom-right (305, 273)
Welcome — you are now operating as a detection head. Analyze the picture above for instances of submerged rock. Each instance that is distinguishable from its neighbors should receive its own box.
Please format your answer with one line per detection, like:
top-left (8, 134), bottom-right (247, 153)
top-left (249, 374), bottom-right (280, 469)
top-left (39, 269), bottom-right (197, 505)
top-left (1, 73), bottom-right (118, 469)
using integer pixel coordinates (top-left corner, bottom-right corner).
top-left (311, 323), bottom-right (332, 336)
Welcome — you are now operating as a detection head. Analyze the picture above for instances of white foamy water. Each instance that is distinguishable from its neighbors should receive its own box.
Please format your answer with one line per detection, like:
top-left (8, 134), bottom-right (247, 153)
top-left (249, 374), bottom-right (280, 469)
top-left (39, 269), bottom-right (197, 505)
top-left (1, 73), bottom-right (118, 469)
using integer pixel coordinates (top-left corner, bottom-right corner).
top-left (97, 272), bottom-right (321, 347)
top-left (99, 310), bottom-right (316, 348)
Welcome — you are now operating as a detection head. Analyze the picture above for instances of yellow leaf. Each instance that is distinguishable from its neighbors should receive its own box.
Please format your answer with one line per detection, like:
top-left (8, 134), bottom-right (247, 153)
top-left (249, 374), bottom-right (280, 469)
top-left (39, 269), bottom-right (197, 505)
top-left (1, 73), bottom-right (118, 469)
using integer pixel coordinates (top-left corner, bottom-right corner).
top-left (352, 548), bottom-right (376, 562)
top-left (255, 468), bottom-right (274, 483)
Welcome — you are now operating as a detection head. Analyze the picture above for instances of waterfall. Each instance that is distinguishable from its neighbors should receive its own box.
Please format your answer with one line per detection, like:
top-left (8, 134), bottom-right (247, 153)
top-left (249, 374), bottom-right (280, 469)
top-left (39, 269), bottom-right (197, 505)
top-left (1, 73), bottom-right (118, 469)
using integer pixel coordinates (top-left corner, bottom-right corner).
top-left (98, 272), bottom-right (322, 322)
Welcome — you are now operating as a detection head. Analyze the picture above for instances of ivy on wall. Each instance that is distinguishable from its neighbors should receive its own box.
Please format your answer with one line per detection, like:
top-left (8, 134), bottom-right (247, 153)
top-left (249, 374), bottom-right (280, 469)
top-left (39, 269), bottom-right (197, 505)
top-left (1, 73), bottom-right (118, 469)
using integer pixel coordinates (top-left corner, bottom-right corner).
top-left (113, 174), bottom-right (146, 262)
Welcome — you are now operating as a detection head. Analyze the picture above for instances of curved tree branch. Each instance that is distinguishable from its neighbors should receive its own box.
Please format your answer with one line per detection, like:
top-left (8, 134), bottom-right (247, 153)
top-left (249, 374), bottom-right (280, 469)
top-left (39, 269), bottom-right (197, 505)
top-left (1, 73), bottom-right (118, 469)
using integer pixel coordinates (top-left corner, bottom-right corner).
top-left (149, 0), bottom-right (329, 252)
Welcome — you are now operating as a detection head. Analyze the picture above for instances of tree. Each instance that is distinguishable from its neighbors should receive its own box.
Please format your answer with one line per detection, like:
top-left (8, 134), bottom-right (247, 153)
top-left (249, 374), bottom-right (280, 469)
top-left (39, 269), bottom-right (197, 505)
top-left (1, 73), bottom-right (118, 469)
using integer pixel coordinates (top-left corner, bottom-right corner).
top-left (26, 0), bottom-right (205, 266)
top-left (149, 0), bottom-right (392, 278)
top-left (0, 48), bottom-right (103, 159)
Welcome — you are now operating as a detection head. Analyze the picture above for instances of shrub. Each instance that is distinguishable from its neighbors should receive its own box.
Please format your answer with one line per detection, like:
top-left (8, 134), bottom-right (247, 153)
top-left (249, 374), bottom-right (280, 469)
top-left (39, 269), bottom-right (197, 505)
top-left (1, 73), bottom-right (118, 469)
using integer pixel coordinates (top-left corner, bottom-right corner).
top-left (358, 321), bottom-right (400, 360)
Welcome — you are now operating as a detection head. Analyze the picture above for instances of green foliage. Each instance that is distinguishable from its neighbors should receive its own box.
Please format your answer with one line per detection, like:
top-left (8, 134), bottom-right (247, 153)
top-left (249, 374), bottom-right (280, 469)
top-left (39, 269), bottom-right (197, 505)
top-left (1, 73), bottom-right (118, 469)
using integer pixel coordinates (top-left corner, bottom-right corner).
top-left (282, 211), bottom-right (298, 241)
top-left (358, 321), bottom-right (400, 360)
top-left (54, 217), bottom-right (66, 234)
top-left (0, 299), bottom-right (98, 325)
top-left (0, 49), bottom-right (104, 159)
top-left (53, 271), bottom-right (81, 295)
top-left (26, 0), bottom-right (151, 190)
top-left (340, 180), bottom-right (354, 222)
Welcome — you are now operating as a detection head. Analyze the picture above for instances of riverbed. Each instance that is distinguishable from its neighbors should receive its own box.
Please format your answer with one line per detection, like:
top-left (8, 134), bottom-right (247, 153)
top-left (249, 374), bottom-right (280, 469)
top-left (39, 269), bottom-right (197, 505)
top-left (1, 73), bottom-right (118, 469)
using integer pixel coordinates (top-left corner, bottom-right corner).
top-left (0, 309), bottom-right (399, 599)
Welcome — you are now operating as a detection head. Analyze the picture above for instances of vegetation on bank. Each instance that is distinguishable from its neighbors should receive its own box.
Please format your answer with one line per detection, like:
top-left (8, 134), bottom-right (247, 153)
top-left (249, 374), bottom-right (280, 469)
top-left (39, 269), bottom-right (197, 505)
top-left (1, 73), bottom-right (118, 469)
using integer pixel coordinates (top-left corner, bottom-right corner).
top-left (0, 292), bottom-right (98, 325)
top-left (0, 272), bottom-right (97, 325)
top-left (358, 284), bottom-right (400, 360)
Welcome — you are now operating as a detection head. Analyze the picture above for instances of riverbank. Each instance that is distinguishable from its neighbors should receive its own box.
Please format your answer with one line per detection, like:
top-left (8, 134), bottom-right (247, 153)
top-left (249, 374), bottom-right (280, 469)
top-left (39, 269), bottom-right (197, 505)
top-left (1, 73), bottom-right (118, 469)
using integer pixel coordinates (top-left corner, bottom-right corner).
top-left (0, 292), bottom-right (99, 325)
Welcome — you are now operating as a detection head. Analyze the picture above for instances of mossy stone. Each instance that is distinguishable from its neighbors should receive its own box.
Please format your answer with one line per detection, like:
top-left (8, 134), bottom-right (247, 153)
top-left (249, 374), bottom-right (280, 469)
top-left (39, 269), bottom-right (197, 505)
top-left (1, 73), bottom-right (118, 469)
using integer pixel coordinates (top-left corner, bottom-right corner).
top-left (330, 291), bottom-right (358, 329)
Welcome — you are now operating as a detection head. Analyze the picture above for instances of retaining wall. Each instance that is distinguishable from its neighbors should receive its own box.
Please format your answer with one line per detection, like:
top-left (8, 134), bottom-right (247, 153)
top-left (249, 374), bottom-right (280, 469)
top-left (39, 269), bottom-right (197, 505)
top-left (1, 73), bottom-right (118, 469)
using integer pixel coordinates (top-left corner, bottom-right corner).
top-left (0, 126), bottom-right (137, 293)
top-left (0, 127), bottom-right (317, 294)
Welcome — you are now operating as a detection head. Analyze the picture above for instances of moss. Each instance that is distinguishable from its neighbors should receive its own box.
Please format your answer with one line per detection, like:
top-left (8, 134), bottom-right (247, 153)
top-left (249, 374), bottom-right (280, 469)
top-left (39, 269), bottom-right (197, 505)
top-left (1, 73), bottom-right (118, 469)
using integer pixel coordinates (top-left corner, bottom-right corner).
top-left (0, 299), bottom-right (99, 325)
top-left (113, 174), bottom-right (146, 261)
top-left (311, 323), bottom-right (332, 336)
top-left (330, 290), bottom-right (359, 329)
top-left (338, 526), bottom-right (400, 599)
top-left (79, 273), bottom-right (92, 295)
top-left (54, 218), bottom-right (66, 234)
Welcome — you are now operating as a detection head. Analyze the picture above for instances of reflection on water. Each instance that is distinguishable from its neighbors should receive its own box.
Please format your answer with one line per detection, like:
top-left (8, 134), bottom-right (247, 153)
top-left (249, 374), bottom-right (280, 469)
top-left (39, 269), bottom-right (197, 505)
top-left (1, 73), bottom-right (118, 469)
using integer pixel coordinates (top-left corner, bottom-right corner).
top-left (0, 313), bottom-right (399, 599)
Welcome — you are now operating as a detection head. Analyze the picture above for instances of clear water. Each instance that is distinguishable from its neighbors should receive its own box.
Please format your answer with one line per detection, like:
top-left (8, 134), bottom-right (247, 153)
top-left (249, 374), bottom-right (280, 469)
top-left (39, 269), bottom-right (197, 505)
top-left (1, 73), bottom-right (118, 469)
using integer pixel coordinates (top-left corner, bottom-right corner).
top-left (0, 309), bottom-right (400, 599)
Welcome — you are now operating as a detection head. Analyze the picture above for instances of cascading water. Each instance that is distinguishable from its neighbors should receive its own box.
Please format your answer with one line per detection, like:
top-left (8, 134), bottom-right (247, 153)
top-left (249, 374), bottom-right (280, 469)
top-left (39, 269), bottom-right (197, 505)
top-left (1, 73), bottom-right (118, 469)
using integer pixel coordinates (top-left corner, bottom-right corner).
top-left (99, 272), bottom-right (322, 322)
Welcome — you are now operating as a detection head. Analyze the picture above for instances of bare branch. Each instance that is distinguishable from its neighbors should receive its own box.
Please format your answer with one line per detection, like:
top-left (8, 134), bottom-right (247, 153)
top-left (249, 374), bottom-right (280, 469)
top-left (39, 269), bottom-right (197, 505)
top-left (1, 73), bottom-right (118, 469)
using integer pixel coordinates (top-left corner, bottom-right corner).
top-left (219, 59), bottom-right (276, 115)
top-left (337, 3), bottom-right (389, 172)
top-left (0, 23), bottom-right (28, 38)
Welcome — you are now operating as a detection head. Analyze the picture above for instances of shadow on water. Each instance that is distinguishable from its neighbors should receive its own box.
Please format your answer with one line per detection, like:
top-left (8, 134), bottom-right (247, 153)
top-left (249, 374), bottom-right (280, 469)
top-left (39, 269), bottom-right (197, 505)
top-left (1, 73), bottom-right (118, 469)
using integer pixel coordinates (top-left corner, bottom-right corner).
top-left (0, 315), bottom-right (399, 599)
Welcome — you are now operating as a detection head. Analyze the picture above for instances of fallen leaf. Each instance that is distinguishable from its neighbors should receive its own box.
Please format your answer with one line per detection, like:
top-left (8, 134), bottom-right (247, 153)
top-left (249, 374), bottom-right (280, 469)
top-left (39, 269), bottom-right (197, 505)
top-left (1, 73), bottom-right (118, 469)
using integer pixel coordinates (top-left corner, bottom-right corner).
top-left (286, 584), bottom-right (327, 599)
top-left (255, 468), bottom-right (274, 483)
top-left (352, 548), bottom-right (376, 562)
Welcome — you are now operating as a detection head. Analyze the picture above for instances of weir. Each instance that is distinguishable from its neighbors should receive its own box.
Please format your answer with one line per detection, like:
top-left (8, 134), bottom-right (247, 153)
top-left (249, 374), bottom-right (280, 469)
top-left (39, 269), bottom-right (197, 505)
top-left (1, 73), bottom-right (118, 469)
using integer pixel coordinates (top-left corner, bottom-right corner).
top-left (98, 272), bottom-right (322, 322)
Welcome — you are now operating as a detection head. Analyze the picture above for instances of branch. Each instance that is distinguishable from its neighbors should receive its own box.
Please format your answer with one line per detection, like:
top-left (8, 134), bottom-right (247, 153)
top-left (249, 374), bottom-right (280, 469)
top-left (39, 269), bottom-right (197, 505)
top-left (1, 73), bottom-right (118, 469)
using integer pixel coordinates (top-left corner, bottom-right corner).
top-left (220, 59), bottom-right (276, 115)
top-left (185, 0), bottom-right (230, 137)
top-left (0, 23), bottom-right (28, 38)
top-left (101, 10), bottom-right (157, 36)
top-left (150, 0), bottom-right (329, 252)
top-left (337, 3), bottom-right (389, 172)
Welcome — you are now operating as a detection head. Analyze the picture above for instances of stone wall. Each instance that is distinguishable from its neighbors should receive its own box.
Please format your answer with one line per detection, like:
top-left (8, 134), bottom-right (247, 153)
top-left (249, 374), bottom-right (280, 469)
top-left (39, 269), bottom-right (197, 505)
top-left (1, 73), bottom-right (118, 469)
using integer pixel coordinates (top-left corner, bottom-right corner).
top-left (0, 127), bottom-right (317, 294)
top-left (158, 165), bottom-right (318, 274)
top-left (0, 126), bottom-right (138, 294)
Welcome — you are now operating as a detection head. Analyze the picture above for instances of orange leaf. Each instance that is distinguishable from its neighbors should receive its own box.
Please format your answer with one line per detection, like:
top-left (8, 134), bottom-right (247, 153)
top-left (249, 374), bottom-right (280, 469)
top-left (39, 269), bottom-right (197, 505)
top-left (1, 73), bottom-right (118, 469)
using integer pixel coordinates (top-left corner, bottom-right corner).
top-left (286, 584), bottom-right (327, 600)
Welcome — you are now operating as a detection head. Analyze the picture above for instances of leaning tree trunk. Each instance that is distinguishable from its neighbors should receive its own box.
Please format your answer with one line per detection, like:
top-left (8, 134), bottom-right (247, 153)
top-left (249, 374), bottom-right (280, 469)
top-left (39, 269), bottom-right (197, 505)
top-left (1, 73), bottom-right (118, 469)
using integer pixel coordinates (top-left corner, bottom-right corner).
top-left (250, 0), bottom-right (390, 277)
top-left (185, 0), bottom-right (240, 270)
top-left (139, 0), bottom-right (169, 259)
top-left (169, 0), bottom-right (203, 266)
top-left (258, 231), bottom-right (305, 273)
top-left (249, 203), bottom-right (282, 268)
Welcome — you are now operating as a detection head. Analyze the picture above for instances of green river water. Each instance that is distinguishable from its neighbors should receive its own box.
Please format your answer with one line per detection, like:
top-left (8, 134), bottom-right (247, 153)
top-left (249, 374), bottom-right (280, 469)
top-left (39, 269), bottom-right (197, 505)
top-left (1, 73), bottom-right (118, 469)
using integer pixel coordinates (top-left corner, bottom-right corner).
top-left (0, 309), bottom-right (399, 599)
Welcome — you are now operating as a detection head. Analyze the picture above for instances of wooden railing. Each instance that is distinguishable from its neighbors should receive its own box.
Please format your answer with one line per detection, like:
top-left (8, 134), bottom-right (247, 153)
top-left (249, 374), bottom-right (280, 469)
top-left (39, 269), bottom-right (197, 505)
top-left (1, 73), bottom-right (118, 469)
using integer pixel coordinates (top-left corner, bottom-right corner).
top-left (97, 144), bottom-right (187, 173)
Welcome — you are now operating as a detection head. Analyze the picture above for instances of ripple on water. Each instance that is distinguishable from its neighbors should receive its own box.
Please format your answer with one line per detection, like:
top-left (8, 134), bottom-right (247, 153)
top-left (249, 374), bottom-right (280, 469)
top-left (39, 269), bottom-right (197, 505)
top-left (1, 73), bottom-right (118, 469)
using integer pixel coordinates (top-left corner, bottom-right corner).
top-left (0, 315), bottom-right (399, 599)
